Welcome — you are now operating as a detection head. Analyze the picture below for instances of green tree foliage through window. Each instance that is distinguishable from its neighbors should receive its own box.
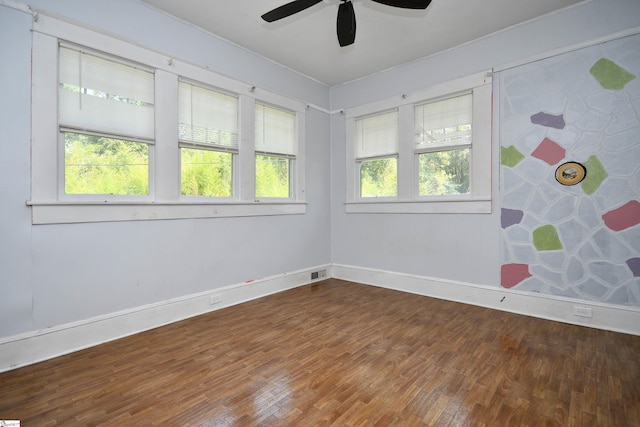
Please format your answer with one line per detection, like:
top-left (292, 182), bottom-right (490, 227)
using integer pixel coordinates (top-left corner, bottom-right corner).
top-left (255, 155), bottom-right (290, 198)
top-left (64, 133), bottom-right (148, 195)
top-left (418, 148), bottom-right (469, 196)
top-left (181, 148), bottom-right (232, 197)
top-left (360, 158), bottom-right (397, 197)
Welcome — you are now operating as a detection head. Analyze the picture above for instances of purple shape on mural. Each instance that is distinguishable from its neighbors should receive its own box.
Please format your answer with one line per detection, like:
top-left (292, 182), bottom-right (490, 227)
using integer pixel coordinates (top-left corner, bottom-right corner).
top-left (530, 112), bottom-right (566, 129)
top-left (501, 208), bottom-right (524, 229)
top-left (626, 258), bottom-right (640, 277)
top-left (531, 137), bottom-right (566, 165)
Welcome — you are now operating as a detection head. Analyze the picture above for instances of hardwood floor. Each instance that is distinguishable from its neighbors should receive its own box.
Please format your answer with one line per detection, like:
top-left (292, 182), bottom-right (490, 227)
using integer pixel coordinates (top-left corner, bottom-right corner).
top-left (1, 279), bottom-right (639, 426)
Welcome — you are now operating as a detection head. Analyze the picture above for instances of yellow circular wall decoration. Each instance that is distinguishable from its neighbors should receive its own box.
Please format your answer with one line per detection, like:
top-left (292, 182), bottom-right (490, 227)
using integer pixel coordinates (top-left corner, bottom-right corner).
top-left (555, 162), bottom-right (586, 186)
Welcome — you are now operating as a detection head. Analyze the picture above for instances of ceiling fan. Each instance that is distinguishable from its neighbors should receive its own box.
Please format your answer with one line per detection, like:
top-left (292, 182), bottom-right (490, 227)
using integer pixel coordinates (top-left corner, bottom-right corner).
top-left (261, 0), bottom-right (432, 47)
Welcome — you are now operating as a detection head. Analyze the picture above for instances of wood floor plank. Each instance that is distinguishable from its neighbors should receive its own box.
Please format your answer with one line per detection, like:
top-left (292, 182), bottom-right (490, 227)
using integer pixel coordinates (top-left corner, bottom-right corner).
top-left (1, 279), bottom-right (639, 426)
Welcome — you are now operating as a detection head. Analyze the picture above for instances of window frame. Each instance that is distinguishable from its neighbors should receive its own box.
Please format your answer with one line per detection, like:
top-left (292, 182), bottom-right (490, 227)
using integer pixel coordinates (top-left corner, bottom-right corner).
top-left (29, 14), bottom-right (306, 224)
top-left (414, 91), bottom-right (473, 199)
top-left (57, 43), bottom-right (156, 202)
top-left (355, 108), bottom-right (400, 200)
top-left (254, 102), bottom-right (299, 201)
top-left (345, 71), bottom-right (492, 214)
top-left (177, 79), bottom-right (239, 200)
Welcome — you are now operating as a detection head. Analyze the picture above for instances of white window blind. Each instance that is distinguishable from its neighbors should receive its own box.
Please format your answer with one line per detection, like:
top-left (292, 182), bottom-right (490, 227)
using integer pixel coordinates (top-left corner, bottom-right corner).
top-left (355, 110), bottom-right (399, 159)
top-left (414, 93), bottom-right (472, 147)
top-left (58, 45), bottom-right (155, 140)
top-left (255, 103), bottom-right (296, 156)
top-left (178, 81), bottom-right (239, 150)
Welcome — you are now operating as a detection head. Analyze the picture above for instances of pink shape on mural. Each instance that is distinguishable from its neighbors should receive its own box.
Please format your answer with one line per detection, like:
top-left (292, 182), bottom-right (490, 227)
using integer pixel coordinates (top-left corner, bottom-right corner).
top-left (602, 200), bottom-right (640, 231)
top-left (501, 264), bottom-right (531, 288)
top-left (531, 137), bottom-right (565, 165)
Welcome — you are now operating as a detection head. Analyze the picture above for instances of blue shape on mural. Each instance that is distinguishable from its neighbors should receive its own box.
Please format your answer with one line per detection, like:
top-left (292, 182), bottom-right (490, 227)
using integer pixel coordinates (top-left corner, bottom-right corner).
top-left (626, 258), bottom-right (640, 277)
top-left (501, 208), bottom-right (524, 229)
top-left (530, 112), bottom-right (566, 129)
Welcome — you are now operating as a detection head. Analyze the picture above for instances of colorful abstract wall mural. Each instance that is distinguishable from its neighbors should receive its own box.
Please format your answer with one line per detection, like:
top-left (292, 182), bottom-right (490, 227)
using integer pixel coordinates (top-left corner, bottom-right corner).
top-left (499, 34), bottom-right (640, 306)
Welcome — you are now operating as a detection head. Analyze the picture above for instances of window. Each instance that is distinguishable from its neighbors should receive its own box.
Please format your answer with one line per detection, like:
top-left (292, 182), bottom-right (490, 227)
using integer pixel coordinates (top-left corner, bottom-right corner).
top-left (29, 14), bottom-right (306, 224)
top-left (255, 103), bottom-right (296, 199)
top-left (355, 110), bottom-right (398, 198)
top-left (415, 93), bottom-right (472, 196)
top-left (178, 81), bottom-right (238, 198)
top-left (59, 45), bottom-right (154, 198)
top-left (345, 71), bottom-right (492, 214)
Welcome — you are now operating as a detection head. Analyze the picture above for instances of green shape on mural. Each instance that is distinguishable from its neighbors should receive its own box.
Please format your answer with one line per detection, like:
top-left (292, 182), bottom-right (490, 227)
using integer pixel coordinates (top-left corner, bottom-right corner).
top-left (581, 155), bottom-right (608, 195)
top-left (501, 145), bottom-right (525, 167)
top-left (590, 58), bottom-right (636, 90)
top-left (533, 224), bottom-right (563, 251)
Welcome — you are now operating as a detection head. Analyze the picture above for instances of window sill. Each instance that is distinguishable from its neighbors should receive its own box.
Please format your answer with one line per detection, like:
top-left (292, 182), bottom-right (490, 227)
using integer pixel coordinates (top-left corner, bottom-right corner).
top-left (345, 199), bottom-right (491, 214)
top-left (27, 201), bottom-right (307, 224)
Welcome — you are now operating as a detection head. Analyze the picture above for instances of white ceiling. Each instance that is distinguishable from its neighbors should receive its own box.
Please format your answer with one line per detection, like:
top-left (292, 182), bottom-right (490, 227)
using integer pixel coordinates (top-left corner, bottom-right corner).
top-left (138, 0), bottom-right (584, 86)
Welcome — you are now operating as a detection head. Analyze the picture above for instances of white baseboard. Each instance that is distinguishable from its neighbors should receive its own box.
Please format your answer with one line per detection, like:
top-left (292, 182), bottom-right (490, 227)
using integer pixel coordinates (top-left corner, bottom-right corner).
top-left (2, 262), bottom-right (637, 373)
top-left (0, 264), bottom-right (331, 373)
top-left (332, 264), bottom-right (640, 336)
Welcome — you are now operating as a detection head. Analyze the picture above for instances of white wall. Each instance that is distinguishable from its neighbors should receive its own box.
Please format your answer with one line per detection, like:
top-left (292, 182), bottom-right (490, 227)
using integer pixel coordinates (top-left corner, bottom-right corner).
top-left (0, 0), bottom-right (331, 339)
top-left (330, 0), bottom-right (640, 110)
top-left (26, 0), bottom-right (330, 109)
top-left (329, 0), bottom-right (640, 287)
top-left (1, 0), bottom-right (639, 369)
top-left (0, 4), bottom-right (35, 336)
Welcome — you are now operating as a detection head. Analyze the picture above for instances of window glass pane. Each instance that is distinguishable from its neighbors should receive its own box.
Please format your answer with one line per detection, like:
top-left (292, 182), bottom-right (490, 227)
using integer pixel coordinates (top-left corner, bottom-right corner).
top-left (64, 132), bottom-right (148, 195)
top-left (415, 93), bottom-right (471, 147)
top-left (355, 110), bottom-right (398, 159)
top-left (181, 148), bottom-right (233, 197)
top-left (418, 148), bottom-right (470, 196)
top-left (178, 82), bottom-right (238, 149)
top-left (360, 158), bottom-right (397, 198)
top-left (256, 154), bottom-right (289, 198)
top-left (59, 46), bottom-right (154, 140)
top-left (255, 104), bottom-right (296, 155)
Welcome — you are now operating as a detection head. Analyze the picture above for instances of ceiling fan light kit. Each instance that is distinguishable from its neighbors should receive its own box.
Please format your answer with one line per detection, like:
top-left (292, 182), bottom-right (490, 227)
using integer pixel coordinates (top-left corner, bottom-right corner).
top-left (262, 0), bottom-right (432, 47)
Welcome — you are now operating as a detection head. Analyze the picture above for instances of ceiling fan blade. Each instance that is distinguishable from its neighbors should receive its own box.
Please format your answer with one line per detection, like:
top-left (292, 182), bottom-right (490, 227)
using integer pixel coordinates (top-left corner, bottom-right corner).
top-left (337, 1), bottom-right (356, 47)
top-left (370, 0), bottom-right (431, 9)
top-left (261, 0), bottom-right (324, 22)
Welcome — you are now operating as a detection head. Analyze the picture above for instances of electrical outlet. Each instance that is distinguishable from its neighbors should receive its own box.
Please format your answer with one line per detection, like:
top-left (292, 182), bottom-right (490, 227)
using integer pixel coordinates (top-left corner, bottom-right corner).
top-left (209, 295), bottom-right (222, 305)
top-left (573, 306), bottom-right (593, 318)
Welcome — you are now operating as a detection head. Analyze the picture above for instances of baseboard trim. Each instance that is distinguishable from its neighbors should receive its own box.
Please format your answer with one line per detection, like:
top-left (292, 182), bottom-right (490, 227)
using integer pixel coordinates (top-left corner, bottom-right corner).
top-left (0, 264), bottom-right (331, 373)
top-left (3, 262), bottom-right (637, 372)
top-left (332, 264), bottom-right (640, 336)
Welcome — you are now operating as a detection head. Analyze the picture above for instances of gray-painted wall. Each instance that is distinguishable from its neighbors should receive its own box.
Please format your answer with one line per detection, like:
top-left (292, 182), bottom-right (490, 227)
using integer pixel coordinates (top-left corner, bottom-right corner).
top-left (1, 0), bottom-right (638, 340)
top-left (0, 5), bottom-right (34, 336)
top-left (0, 0), bottom-right (331, 338)
top-left (329, 0), bottom-right (640, 286)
